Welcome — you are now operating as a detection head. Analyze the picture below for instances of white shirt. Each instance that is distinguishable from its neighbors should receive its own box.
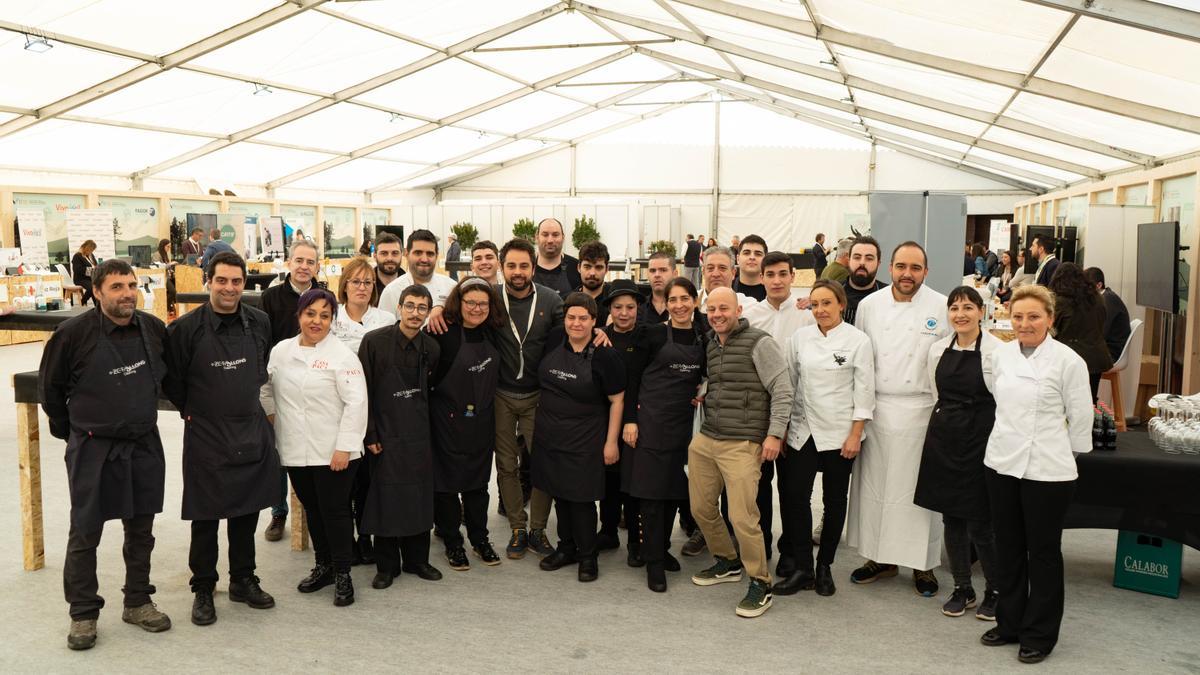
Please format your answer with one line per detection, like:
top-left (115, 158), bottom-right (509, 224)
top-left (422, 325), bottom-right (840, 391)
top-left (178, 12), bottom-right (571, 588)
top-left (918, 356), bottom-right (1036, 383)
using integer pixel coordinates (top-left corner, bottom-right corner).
top-left (378, 273), bottom-right (457, 319)
top-left (787, 321), bottom-right (875, 451)
top-left (698, 287), bottom-right (757, 313)
top-left (855, 283), bottom-right (950, 399)
top-left (260, 333), bottom-right (368, 467)
top-left (331, 305), bottom-right (393, 354)
top-left (927, 330), bottom-right (1004, 400)
top-left (985, 337), bottom-right (1093, 481)
top-left (744, 296), bottom-right (814, 346)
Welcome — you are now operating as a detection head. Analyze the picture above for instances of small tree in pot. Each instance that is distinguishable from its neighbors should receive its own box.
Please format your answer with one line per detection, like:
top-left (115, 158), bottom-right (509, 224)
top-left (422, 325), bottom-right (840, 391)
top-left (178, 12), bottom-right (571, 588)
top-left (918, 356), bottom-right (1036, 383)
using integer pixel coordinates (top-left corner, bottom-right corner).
top-left (513, 217), bottom-right (536, 242)
top-left (572, 214), bottom-right (600, 250)
top-left (451, 222), bottom-right (479, 249)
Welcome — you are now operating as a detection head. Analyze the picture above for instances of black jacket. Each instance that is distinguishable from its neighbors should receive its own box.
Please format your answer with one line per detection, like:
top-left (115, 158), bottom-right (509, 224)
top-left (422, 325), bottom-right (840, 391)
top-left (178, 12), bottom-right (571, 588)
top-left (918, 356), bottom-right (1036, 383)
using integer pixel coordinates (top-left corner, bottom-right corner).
top-left (1036, 256), bottom-right (1060, 286)
top-left (1101, 288), bottom-right (1131, 362)
top-left (259, 275), bottom-right (326, 349)
top-left (534, 254), bottom-right (581, 297)
top-left (684, 240), bottom-right (702, 267)
top-left (1053, 294), bottom-right (1113, 374)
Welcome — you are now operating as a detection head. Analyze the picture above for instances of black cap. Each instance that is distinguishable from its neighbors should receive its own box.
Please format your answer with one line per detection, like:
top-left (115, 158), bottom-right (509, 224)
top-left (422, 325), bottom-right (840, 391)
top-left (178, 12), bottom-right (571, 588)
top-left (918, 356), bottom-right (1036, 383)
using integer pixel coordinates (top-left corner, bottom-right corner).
top-left (602, 279), bottom-right (644, 306)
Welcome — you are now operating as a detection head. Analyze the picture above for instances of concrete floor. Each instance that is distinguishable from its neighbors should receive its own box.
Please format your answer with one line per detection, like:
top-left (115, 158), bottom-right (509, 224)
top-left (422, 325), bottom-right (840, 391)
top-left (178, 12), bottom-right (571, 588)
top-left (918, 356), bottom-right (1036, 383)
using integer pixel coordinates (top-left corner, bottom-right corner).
top-left (0, 340), bottom-right (1198, 674)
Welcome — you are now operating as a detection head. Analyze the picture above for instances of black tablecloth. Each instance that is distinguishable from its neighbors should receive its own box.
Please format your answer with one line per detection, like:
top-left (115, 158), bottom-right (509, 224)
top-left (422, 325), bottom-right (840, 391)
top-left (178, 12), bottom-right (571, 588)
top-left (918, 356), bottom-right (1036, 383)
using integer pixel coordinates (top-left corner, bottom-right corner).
top-left (176, 291), bottom-right (262, 308)
top-left (1068, 431), bottom-right (1200, 550)
top-left (0, 307), bottom-right (88, 331)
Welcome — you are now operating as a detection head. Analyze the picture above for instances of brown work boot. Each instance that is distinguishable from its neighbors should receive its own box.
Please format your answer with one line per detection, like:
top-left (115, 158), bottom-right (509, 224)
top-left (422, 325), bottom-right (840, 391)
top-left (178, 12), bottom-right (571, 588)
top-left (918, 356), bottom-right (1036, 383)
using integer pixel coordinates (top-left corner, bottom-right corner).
top-left (67, 619), bottom-right (97, 650)
top-left (264, 515), bottom-right (286, 542)
top-left (121, 603), bottom-right (172, 633)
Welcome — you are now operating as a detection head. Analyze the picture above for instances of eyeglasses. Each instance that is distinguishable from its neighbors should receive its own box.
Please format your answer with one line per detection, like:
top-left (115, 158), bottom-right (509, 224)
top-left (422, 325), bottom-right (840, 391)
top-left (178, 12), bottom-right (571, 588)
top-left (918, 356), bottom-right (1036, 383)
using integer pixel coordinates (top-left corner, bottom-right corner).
top-left (348, 279), bottom-right (373, 288)
top-left (401, 302), bottom-right (431, 315)
top-left (463, 299), bottom-right (489, 309)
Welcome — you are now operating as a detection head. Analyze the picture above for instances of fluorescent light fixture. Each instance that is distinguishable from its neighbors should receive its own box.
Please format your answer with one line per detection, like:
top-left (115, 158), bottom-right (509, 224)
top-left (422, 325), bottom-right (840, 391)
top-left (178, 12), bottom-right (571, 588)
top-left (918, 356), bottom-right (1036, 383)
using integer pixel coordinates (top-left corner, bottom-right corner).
top-left (252, 83), bottom-right (273, 96)
top-left (24, 34), bottom-right (53, 53)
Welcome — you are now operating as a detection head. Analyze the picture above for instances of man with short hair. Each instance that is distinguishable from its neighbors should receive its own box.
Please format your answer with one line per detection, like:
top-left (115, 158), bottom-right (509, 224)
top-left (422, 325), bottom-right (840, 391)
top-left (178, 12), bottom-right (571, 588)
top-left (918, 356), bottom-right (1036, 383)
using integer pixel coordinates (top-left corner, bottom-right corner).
top-left (470, 240), bottom-right (500, 286)
top-left (183, 228), bottom-right (205, 260)
top-left (40, 259), bottom-right (172, 650)
top-left (199, 228), bottom-right (234, 273)
top-left (534, 218), bottom-right (581, 297)
top-left (820, 238), bottom-right (852, 283)
top-left (732, 234), bottom-right (768, 302)
top-left (850, 241), bottom-right (949, 597)
top-left (165, 251), bottom-right (280, 626)
top-left (730, 236), bottom-right (742, 258)
top-left (689, 287), bottom-right (793, 618)
top-left (700, 246), bottom-right (757, 310)
top-left (683, 234), bottom-right (702, 287)
top-left (576, 241), bottom-right (612, 326)
top-left (372, 232), bottom-right (405, 304)
top-left (378, 229), bottom-right (458, 318)
top-left (1084, 266), bottom-right (1131, 362)
top-left (812, 233), bottom-right (828, 279)
top-left (445, 233), bottom-right (461, 280)
top-left (843, 236), bottom-right (886, 325)
top-left (1031, 235), bottom-right (1060, 286)
top-left (640, 251), bottom-right (676, 324)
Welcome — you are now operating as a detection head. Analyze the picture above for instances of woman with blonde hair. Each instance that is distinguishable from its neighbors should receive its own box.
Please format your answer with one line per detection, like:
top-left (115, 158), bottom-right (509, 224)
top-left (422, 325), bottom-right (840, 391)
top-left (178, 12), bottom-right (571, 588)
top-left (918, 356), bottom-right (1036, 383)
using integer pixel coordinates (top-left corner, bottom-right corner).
top-left (332, 257), bottom-right (393, 354)
top-left (72, 239), bottom-right (99, 305)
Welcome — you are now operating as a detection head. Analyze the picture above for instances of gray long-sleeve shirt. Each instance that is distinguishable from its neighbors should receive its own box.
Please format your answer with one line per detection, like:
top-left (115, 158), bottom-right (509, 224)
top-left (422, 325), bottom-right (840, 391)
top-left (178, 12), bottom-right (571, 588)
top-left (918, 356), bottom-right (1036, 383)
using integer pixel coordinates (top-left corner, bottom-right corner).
top-left (752, 335), bottom-right (794, 439)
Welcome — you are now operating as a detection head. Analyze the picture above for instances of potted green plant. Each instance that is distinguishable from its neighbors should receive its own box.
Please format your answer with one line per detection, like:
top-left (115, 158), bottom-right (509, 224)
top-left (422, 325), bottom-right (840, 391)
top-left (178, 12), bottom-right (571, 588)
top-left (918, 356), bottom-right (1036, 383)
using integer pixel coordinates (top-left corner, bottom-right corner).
top-left (648, 240), bottom-right (677, 258)
top-left (513, 217), bottom-right (536, 242)
top-left (572, 214), bottom-right (600, 250)
top-left (451, 222), bottom-right (479, 249)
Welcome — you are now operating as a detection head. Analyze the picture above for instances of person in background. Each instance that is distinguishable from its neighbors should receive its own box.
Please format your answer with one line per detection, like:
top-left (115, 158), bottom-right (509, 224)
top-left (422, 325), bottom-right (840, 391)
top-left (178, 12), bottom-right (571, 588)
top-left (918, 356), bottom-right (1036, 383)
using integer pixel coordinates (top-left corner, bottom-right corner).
top-left (913, 286), bottom-right (1002, 621)
top-left (164, 252), bottom-right (280, 627)
top-left (1031, 236), bottom-right (1060, 286)
top-left (371, 232), bottom-right (405, 304)
top-left (689, 287), bottom-right (793, 618)
top-left (259, 239), bottom-right (322, 542)
top-left (358, 236), bottom-right (372, 257)
top-left (819, 238), bottom-right (851, 283)
top-left (40, 259), bottom-right (172, 650)
top-left (1084, 267), bottom-right (1131, 363)
top-left (964, 245), bottom-right (978, 276)
top-left (378, 229), bottom-right (457, 319)
top-left (973, 244), bottom-right (989, 279)
top-left (985, 247), bottom-right (1000, 278)
top-left (980, 285), bottom-right (1092, 665)
top-left (730, 236), bottom-right (741, 258)
top-left (156, 239), bottom-right (177, 312)
top-left (182, 228), bottom-right (204, 260)
top-left (261, 288), bottom-right (367, 606)
top-left (1047, 263), bottom-right (1112, 401)
top-left (470, 240), bottom-right (500, 286)
top-left (812, 233), bottom-right (828, 279)
top-left (995, 250), bottom-right (1018, 304)
top-left (683, 234), bottom-right (702, 287)
top-left (534, 218), bottom-right (581, 297)
top-left (732, 234), bottom-right (768, 302)
top-left (576, 241), bottom-right (612, 327)
top-left (706, 237), bottom-right (717, 249)
top-left (72, 239), bottom-right (99, 306)
top-left (778, 280), bottom-right (873, 598)
top-left (640, 251), bottom-right (675, 324)
top-left (843, 236), bottom-right (885, 325)
top-left (534, 292), bottom-right (626, 582)
top-left (332, 257), bottom-right (393, 354)
top-left (199, 228), bottom-right (234, 274)
top-left (1009, 249), bottom-right (1034, 291)
top-left (445, 233), bottom-right (461, 280)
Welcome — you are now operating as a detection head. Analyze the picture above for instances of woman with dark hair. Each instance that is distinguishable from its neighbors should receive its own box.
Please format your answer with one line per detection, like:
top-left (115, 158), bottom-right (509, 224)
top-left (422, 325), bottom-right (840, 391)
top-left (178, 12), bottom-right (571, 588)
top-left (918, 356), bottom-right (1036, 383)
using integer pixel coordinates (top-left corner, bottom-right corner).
top-left (995, 250), bottom-right (1016, 303)
top-left (428, 277), bottom-right (507, 570)
top-left (534, 292), bottom-right (626, 582)
top-left (156, 239), bottom-right (178, 312)
top-left (72, 239), bottom-right (99, 305)
top-left (623, 277), bottom-right (706, 592)
top-left (260, 288), bottom-right (367, 606)
top-left (914, 286), bottom-right (1002, 620)
top-left (1047, 262), bottom-right (1112, 401)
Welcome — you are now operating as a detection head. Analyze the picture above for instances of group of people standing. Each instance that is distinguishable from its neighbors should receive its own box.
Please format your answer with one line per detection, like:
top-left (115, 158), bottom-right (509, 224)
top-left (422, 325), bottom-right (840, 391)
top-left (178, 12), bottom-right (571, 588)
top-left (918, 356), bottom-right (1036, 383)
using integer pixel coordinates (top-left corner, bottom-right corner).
top-left (41, 219), bottom-right (1093, 665)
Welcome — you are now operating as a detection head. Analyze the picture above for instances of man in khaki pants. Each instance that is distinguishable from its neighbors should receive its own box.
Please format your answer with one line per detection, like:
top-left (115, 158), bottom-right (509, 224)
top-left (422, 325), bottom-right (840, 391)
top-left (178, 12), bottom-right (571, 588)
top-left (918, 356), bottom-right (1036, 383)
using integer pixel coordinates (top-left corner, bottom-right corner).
top-left (690, 287), bottom-right (793, 618)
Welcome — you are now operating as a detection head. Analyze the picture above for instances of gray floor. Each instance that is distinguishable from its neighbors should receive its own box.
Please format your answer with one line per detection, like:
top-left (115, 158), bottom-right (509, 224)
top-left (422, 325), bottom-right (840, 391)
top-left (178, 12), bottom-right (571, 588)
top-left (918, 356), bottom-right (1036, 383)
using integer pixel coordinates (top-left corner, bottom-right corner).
top-left (0, 340), bottom-right (1197, 674)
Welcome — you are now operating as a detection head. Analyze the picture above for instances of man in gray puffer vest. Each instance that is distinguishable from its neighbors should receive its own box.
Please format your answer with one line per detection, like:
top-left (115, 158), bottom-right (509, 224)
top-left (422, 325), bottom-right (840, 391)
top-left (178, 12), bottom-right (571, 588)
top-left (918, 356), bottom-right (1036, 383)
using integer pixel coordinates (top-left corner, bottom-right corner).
top-left (689, 287), bottom-right (793, 618)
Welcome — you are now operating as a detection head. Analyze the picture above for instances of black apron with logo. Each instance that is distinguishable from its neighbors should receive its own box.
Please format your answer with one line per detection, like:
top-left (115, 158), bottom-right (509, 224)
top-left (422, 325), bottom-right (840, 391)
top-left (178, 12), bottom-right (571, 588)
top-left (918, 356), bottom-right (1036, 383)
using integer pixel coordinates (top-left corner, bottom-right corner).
top-left (532, 343), bottom-right (608, 502)
top-left (624, 326), bottom-right (704, 500)
top-left (431, 327), bottom-right (499, 493)
top-left (180, 307), bottom-right (281, 520)
top-left (63, 313), bottom-right (166, 531)
top-left (914, 333), bottom-right (996, 521)
top-left (361, 335), bottom-right (434, 537)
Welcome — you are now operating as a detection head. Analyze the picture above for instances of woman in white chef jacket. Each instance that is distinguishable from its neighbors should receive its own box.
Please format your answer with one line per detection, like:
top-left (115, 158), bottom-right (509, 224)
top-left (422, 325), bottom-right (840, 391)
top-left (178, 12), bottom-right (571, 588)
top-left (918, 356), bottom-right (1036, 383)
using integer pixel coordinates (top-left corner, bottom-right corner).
top-left (260, 288), bottom-right (369, 607)
top-left (776, 280), bottom-right (874, 598)
top-left (331, 257), bottom-right (394, 354)
top-left (979, 284), bottom-right (1092, 665)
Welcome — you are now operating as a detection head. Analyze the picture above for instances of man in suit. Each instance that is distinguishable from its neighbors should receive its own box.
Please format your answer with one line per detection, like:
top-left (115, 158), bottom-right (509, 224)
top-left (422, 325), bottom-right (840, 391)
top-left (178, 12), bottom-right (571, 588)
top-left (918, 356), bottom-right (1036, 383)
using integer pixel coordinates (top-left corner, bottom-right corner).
top-left (812, 233), bottom-right (827, 279)
top-left (182, 228), bottom-right (204, 261)
top-left (1031, 235), bottom-right (1060, 286)
top-left (683, 234), bottom-right (703, 287)
top-left (1085, 266), bottom-right (1131, 362)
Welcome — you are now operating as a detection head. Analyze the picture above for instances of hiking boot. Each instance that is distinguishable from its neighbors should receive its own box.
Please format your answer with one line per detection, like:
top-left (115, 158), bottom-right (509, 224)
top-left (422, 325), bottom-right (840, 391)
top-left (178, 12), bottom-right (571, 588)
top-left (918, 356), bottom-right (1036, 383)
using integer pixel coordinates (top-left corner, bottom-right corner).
top-left (527, 529), bottom-right (554, 557)
top-left (191, 589), bottom-right (216, 626)
top-left (333, 571), bottom-right (354, 607)
top-left (849, 560), bottom-right (898, 584)
top-left (692, 557), bottom-right (744, 586)
top-left (681, 530), bottom-right (706, 557)
top-left (264, 515), bottom-right (286, 542)
top-left (121, 603), bottom-right (172, 633)
top-left (473, 542), bottom-right (502, 566)
top-left (913, 569), bottom-right (939, 597)
top-left (735, 579), bottom-right (773, 618)
top-left (976, 589), bottom-right (999, 621)
top-left (67, 619), bottom-right (97, 650)
top-left (942, 585), bottom-right (977, 617)
top-left (229, 576), bottom-right (275, 609)
top-left (506, 529), bottom-right (527, 559)
top-left (297, 563), bottom-right (335, 593)
top-left (446, 547), bottom-right (470, 571)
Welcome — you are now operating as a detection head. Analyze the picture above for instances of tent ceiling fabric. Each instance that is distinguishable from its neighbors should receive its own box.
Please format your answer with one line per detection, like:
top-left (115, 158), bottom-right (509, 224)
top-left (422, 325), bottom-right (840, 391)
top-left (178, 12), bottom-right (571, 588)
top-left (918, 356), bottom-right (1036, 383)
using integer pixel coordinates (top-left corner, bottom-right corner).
top-left (0, 0), bottom-right (1198, 196)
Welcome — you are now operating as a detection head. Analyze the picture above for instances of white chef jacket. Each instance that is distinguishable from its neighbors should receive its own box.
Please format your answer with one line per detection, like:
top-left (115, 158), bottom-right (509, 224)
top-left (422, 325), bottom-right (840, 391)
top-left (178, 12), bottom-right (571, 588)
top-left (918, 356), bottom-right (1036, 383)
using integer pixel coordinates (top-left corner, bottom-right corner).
top-left (855, 283), bottom-right (950, 399)
top-left (744, 296), bottom-right (814, 346)
top-left (331, 305), bottom-right (393, 354)
top-left (984, 337), bottom-right (1093, 481)
top-left (378, 273), bottom-right (458, 319)
top-left (786, 321), bottom-right (875, 451)
top-left (260, 333), bottom-right (368, 467)
top-left (927, 330), bottom-right (1004, 400)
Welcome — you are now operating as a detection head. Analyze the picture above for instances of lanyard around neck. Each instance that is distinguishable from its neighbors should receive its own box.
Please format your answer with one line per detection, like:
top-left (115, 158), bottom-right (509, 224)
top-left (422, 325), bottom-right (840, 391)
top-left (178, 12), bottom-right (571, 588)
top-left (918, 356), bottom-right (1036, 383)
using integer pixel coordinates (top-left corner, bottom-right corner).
top-left (502, 283), bottom-right (538, 380)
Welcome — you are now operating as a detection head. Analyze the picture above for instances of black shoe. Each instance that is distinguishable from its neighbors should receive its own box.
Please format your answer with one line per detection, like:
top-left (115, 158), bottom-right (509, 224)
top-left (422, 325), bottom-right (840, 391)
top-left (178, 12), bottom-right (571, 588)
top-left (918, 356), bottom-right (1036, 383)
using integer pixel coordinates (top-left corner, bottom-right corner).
top-left (942, 585), bottom-right (977, 617)
top-left (913, 569), bottom-right (939, 597)
top-left (446, 547), bottom-right (470, 571)
top-left (333, 571), bottom-right (354, 606)
top-left (297, 564), bottom-right (334, 593)
top-left (229, 576), bottom-right (275, 609)
top-left (775, 554), bottom-right (797, 579)
top-left (578, 557), bottom-right (598, 582)
top-left (980, 628), bottom-right (1018, 647)
top-left (358, 536), bottom-right (374, 565)
top-left (191, 589), bottom-right (216, 626)
top-left (773, 569), bottom-right (816, 596)
top-left (371, 572), bottom-right (394, 589)
top-left (814, 564), bottom-right (836, 596)
top-left (627, 543), bottom-right (645, 568)
top-left (527, 529), bottom-right (555, 557)
top-left (402, 563), bottom-right (443, 581)
top-left (1018, 647), bottom-right (1048, 664)
top-left (646, 563), bottom-right (667, 593)
top-left (977, 589), bottom-right (999, 621)
top-left (506, 529), bottom-right (527, 559)
top-left (539, 549), bottom-right (576, 571)
top-left (663, 552), bottom-right (681, 572)
top-left (264, 515), bottom-right (286, 542)
top-left (596, 532), bottom-right (620, 551)
top-left (472, 542), bottom-right (502, 566)
top-left (849, 560), bottom-right (898, 584)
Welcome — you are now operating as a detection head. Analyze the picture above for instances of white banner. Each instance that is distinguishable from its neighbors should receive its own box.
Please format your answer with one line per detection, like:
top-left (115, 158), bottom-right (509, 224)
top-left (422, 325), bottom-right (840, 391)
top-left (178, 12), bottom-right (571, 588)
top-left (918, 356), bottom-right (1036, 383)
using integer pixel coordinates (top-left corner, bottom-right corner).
top-left (990, 219), bottom-right (1012, 253)
top-left (66, 209), bottom-right (116, 260)
top-left (261, 216), bottom-right (285, 258)
top-left (0, 247), bottom-right (22, 269)
top-left (16, 209), bottom-right (48, 265)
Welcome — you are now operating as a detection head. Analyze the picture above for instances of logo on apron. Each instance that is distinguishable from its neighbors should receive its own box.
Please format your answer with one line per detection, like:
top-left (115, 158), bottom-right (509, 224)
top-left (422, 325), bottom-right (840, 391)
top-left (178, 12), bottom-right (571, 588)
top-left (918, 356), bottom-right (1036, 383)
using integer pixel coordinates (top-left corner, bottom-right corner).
top-left (669, 363), bottom-right (700, 373)
top-left (210, 357), bottom-right (247, 370)
top-left (549, 368), bottom-right (577, 381)
top-left (468, 357), bottom-right (493, 373)
top-left (393, 388), bottom-right (421, 399)
top-left (108, 360), bottom-right (147, 377)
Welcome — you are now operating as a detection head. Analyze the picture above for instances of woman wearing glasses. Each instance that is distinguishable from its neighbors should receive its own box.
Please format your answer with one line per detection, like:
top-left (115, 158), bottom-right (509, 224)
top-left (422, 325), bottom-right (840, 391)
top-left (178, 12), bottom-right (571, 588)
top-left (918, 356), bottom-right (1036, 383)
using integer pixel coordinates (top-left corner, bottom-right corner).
top-left (332, 257), bottom-right (393, 354)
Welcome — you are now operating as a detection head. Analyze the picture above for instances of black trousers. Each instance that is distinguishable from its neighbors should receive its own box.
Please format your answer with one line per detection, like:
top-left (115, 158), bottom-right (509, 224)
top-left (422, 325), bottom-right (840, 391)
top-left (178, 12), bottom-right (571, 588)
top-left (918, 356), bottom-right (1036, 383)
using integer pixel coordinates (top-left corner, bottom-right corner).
top-left (639, 499), bottom-right (679, 565)
top-left (600, 470), bottom-right (640, 545)
top-left (64, 514), bottom-right (155, 620)
top-left (1088, 371), bottom-right (1101, 403)
top-left (678, 493), bottom-right (698, 536)
top-left (434, 488), bottom-right (489, 550)
top-left (986, 469), bottom-right (1075, 654)
top-left (288, 461), bottom-right (359, 572)
top-left (720, 458), bottom-right (777, 558)
top-left (777, 439), bottom-right (853, 569)
top-left (351, 456), bottom-right (371, 540)
top-left (944, 515), bottom-right (999, 590)
top-left (554, 499), bottom-right (598, 561)
top-left (189, 511), bottom-right (259, 591)
top-left (375, 532), bottom-right (431, 575)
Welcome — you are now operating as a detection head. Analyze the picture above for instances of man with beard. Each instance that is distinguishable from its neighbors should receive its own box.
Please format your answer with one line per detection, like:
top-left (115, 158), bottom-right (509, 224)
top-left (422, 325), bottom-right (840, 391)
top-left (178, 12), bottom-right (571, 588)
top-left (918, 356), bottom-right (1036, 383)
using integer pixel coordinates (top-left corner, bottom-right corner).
top-left (576, 241), bottom-right (612, 326)
top-left (470, 240), bottom-right (500, 286)
top-left (843, 236), bottom-right (886, 325)
top-left (534, 218), bottom-right (581, 297)
top-left (639, 251), bottom-right (675, 324)
top-left (850, 241), bottom-right (949, 598)
top-left (371, 232), bottom-right (405, 304)
top-left (731, 235), bottom-right (768, 302)
top-left (378, 229), bottom-right (458, 318)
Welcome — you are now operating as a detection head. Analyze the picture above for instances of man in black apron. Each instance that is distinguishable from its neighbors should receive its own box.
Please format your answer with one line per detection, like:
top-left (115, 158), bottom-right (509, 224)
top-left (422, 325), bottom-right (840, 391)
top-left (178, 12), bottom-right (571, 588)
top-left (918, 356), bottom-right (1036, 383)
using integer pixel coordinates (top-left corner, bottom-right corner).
top-left (39, 260), bottom-right (172, 650)
top-left (358, 285), bottom-right (444, 589)
top-left (164, 252), bottom-right (281, 626)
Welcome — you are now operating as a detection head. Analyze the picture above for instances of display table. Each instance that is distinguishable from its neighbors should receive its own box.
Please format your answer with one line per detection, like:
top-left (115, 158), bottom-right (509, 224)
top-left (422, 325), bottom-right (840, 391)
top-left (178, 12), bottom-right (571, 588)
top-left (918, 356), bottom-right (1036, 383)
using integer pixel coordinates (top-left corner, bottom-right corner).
top-left (0, 307), bottom-right (88, 332)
